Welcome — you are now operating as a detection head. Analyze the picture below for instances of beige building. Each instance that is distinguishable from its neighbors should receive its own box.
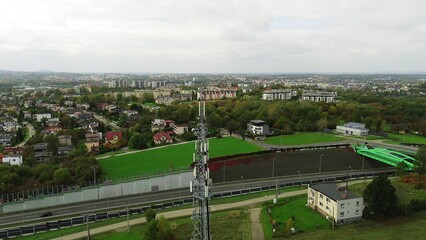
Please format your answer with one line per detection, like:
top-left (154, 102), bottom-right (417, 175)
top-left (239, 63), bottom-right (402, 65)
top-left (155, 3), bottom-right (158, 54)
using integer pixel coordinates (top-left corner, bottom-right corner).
top-left (308, 183), bottom-right (363, 225)
top-left (173, 124), bottom-right (188, 135)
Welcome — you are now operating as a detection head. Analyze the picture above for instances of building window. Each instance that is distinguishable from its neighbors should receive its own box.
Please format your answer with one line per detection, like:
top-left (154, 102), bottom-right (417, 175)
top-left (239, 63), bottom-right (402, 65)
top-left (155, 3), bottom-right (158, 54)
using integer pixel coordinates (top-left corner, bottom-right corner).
top-left (340, 203), bottom-right (345, 208)
top-left (356, 210), bottom-right (359, 215)
top-left (326, 206), bottom-right (329, 210)
top-left (356, 201), bottom-right (360, 206)
top-left (326, 198), bottom-right (330, 203)
top-left (340, 212), bottom-right (344, 217)
top-left (320, 194), bottom-right (323, 199)
top-left (319, 202), bottom-right (323, 206)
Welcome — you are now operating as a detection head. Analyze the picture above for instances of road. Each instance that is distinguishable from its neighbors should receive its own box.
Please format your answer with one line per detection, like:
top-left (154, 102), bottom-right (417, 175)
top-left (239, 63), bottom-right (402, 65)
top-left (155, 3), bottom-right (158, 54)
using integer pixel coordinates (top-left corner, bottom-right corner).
top-left (0, 168), bottom-right (391, 227)
top-left (93, 113), bottom-right (124, 131)
top-left (16, 124), bottom-right (35, 147)
top-left (54, 189), bottom-right (307, 240)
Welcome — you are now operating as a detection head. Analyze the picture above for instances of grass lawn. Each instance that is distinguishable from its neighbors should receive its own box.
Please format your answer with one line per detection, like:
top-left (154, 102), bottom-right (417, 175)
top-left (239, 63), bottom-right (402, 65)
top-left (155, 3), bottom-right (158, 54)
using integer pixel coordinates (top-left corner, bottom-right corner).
top-left (385, 133), bottom-right (426, 144)
top-left (261, 196), bottom-right (330, 239)
top-left (99, 137), bottom-right (262, 180)
top-left (265, 132), bottom-right (343, 146)
top-left (289, 211), bottom-right (426, 240)
top-left (92, 209), bottom-right (251, 240)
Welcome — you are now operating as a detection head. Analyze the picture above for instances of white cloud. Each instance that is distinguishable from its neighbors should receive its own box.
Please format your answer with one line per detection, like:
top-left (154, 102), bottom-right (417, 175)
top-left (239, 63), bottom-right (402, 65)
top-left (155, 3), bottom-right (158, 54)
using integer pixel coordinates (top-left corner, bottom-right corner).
top-left (0, 0), bottom-right (425, 72)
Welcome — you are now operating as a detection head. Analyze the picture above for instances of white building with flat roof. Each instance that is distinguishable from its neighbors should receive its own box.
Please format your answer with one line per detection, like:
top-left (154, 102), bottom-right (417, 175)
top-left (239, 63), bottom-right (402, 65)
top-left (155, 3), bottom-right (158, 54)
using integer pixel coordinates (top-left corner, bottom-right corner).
top-left (262, 89), bottom-right (297, 100)
top-left (336, 122), bottom-right (369, 136)
top-left (308, 183), bottom-right (364, 225)
top-left (2, 155), bottom-right (23, 166)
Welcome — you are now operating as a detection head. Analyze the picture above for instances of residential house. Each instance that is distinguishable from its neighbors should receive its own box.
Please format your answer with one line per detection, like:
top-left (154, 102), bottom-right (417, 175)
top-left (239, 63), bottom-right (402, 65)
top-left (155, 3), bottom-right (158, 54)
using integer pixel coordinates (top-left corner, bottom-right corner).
top-left (336, 122), bottom-right (369, 136)
top-left (85, 133), bottom-right (100, 153)
top-left (2, 154), bottom-right (23, 166)
top-left (0, 134), bottom-right (13, 146)
top-left (173, 124), bottom-right (188, 135)
top-left (0, 152), bottom-right (4, 163)
top-left (153, 132), bottom-right (173, 145)
top-left (123, 110), bottom-right (138, 117)
top-left (34, 152), bottom-right (52, 163)
top-left (307, 183), bottom-right (364, 225)
top-left (58, 135), bottom-right (72, 146)
top-left (105, 131), bottom-right (122, 145)
top-left (58, 146), bottom-right (75, 159)
top-left (151, 119), bottom-right (175, 132)
top-left (34, 113), bottom-right (52, 122)
top-left (34, 143), bottom-right (48, 152)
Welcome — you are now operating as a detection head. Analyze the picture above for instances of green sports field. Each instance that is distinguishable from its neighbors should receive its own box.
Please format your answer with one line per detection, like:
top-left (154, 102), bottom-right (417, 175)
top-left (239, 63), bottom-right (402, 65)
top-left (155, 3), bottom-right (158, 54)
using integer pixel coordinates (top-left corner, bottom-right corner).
top-left (99, 137), bottom-right (262, 180)
top-left (265, 132), bottom-right (343, 146)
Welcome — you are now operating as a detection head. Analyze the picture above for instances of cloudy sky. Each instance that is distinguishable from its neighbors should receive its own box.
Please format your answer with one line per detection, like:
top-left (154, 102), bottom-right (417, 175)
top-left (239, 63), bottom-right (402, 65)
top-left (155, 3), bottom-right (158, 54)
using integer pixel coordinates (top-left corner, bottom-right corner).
top-left (0, 0), bottom-right (425, 73)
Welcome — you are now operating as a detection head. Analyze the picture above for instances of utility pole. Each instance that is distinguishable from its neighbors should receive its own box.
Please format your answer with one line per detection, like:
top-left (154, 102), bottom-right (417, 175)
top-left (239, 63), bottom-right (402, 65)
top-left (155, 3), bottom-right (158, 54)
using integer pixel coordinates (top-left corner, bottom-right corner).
top-left (86, 214), bottom-right (91, 240)
top-left (91, 166), bottom-right (97, 185)
top-left (191, 90), bottom-right (212, 240)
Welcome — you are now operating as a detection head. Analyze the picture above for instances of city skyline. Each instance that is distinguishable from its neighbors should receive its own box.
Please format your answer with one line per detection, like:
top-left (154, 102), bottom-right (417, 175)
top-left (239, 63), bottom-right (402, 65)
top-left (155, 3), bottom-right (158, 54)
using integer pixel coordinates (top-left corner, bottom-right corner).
top-left (0, 0), bottom-right (425, 73)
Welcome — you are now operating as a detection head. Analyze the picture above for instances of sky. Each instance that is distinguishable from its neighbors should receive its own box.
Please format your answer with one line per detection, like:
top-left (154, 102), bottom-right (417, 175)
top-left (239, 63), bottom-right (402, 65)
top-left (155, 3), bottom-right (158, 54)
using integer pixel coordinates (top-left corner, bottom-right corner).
top-left (0, 0), bottom-right (425, 73)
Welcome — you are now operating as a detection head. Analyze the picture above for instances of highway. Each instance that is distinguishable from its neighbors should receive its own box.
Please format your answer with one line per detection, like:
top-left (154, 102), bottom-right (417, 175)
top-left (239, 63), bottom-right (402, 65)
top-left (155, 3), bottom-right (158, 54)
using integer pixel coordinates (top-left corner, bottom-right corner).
top-left (0, 168), bottom-right (392, 228)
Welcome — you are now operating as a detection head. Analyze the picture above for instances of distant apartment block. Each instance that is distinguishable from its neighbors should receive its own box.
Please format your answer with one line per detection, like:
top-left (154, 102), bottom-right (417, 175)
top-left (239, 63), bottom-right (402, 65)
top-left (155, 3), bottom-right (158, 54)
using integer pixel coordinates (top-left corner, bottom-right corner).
top-left (197, 87), bottom-right (237, 100)
top-left (308, 183), bottom-right (363, 225)
top-left (336, 122), bottom-right (369, 136)
top-left (155, 94), bottom-right (192, 106)
top-left (108, 80), bottom-right (127, 88)
top-left (262, 89), bottom-right (297, 100)
top-left (145, 81), bottom-right (166, 88)
top-left (131, 80), bottom-right (144, 89)
top-left (301, 91), bottom-right (337, 103)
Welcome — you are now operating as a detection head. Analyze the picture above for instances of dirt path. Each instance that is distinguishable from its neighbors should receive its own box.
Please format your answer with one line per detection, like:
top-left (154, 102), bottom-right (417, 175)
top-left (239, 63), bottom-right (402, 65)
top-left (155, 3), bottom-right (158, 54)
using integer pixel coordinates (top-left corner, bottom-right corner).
top-left (250, 208), bottom-right (265, 240)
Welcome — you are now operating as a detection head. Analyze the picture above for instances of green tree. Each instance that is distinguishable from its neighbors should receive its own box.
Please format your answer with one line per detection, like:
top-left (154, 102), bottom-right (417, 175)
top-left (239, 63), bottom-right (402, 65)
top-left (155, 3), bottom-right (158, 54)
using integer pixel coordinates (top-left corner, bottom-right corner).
top-left (145, 220), bottom-right (159, 240)
top-left (414, 146), bottom-right (426, 188)
top-left (53, 168), bottom-right (73, 185)
top-left (226, 119), bottom-right (239, 136)
top-left (363, 174), bottom-right (398, 217)
top-left (316, 118), bottom-right (328, 134)
top-left (145, 208), bottom-right (157, 224)
top-left (157, 216), bottom-right (175, 240)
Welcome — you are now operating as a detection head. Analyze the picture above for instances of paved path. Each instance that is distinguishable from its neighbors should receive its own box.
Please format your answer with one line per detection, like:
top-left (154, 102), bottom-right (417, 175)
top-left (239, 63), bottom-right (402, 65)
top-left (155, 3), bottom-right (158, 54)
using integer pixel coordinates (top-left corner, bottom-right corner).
top-left (250, 208), bottom-right (265, 240)
top-left (17, 124), bottom-right (35, 147)
top-left (53, 189), bottom-right (307, 240)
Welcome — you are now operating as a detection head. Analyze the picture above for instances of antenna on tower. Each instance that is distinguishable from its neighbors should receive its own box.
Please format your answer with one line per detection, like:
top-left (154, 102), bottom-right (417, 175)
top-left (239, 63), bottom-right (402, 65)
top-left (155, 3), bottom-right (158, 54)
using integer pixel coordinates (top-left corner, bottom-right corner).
top-left (191, 87), bottom-right (212, 240)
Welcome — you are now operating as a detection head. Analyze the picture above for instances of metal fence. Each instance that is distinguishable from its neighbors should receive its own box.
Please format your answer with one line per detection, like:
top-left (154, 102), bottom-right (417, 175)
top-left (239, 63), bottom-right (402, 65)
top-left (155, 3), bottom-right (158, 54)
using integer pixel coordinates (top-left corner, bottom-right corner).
top-left (0, 169), bottom-right (395, 239)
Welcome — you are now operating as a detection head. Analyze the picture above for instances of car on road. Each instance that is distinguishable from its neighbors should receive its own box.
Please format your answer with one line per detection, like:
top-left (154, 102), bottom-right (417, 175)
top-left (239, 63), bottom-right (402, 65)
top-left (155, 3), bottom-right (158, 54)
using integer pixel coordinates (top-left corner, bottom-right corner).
top-left (39, 211), bottom-right (52, 218)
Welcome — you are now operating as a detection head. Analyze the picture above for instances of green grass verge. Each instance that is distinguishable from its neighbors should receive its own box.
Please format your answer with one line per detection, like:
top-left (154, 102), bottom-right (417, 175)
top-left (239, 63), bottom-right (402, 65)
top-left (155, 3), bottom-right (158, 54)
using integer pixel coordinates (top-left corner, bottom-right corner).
top-left (265, 132), bottom-right (343, 146)
top-left (261, 195), bottom-right (330, 239)
top-left (99, 137), bottom-right (262, 180)
top-left (289, 211), bottom-right (426, 240)
top-left (92, 209), bottom-right (251, 240)
top-left (386, 133), bottom-right (426, 144)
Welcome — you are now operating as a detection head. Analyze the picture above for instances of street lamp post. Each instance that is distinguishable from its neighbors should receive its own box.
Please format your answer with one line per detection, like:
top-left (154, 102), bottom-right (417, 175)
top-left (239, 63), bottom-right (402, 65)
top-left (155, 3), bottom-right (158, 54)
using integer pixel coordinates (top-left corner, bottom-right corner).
top-left (241, 176), bottom-right (244, 190)
top-left (223, 162), bottom-right (226, 183)
top-left (91, 166), bottom-right (97, 185)
top-left (297, 170), bottom-right (302, 184)
top-left (272, 158), bottom-right (276, 178)
top-left (319, 154), bottom-right (324, 173)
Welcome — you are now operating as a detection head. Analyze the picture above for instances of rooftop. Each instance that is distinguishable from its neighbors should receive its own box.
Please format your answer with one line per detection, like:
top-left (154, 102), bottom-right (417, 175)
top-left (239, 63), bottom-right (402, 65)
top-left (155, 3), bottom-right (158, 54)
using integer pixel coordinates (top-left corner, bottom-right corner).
top-left (310, 183), bottom-right (361, 201)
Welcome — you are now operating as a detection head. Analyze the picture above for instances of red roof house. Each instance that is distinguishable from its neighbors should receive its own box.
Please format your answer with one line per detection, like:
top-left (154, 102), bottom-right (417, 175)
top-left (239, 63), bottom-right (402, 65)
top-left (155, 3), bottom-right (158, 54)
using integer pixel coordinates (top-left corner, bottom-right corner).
top-left (105, 131), bottom-right (123, 145)
top-left (153, 132), bottom-right (173, 145)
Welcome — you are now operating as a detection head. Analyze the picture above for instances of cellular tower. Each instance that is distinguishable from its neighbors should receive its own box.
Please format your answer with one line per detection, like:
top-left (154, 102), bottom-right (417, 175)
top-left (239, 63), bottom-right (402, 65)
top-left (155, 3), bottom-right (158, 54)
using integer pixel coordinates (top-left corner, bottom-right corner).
top-left (190, 90), bottom-right (212, 240)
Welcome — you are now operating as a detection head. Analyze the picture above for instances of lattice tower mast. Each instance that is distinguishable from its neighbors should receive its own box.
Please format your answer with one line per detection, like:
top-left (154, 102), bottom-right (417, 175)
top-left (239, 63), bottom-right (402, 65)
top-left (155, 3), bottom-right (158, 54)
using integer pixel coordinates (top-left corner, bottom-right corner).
top-left (190, 91), bottom-right (212, 240)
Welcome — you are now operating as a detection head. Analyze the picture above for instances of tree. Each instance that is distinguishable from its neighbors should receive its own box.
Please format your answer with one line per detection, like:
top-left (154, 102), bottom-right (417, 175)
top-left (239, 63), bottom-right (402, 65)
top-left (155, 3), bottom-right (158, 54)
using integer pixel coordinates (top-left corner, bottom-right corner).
top-left (53, 168), bottom-right (73, 185)
top-left (363, 174), bottom-right (398, 217)
top-left (145, 208), bottom-right (157, 224)
top-left (316, 118), bottom-right (328, 134)
top-left (414, 146), bottom-right (426, 188)
top-left (226, 119), bottom-right (239, 136)
top-left (157, 216), bottom-right (175, 240)
top-left (144, 220), bottom-right (159, 240)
